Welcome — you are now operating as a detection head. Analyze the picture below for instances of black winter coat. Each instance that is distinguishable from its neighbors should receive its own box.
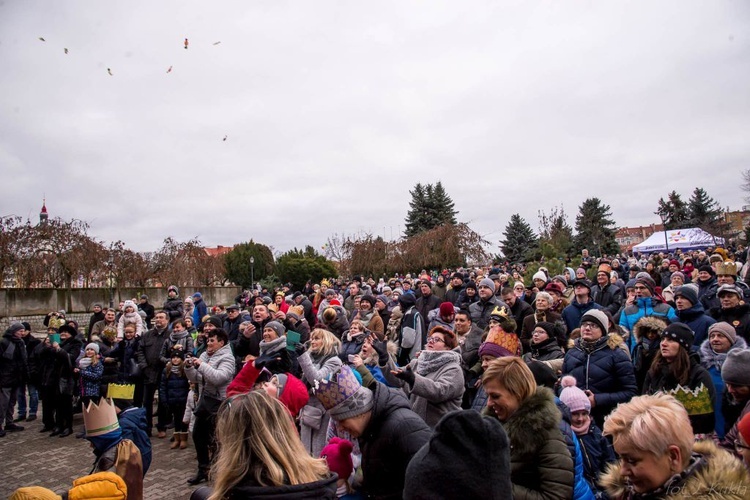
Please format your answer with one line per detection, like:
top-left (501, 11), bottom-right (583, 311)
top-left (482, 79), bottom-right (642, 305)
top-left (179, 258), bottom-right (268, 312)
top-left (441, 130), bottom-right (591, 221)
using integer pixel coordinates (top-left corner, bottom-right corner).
top-left (55, 336), bottom-right (83, 395)
top-left (710, 303), bottom-right (750, 344)
top-left (590, 283), bottom-right (623, 316)
top-left (359, 383), bottom-right (432, 500)
top-left (162, 297), bottom-right (184, 322)
top-left (416, 293), bottom-right (442, 325)
top-left (562, 335), bottom-right (637, 427)
top-left (0, 332), bottom-right (28, 387)
top-left (22, 334), bottom-right (41, 385)
top-left (159, 366), bottom-right (190, 407)
top-left (108, 337), bottom-right (141, 383)
top-left (509, 299), bottom-right (534, 328)
top-left (136, 328), bottom-right (169, 384)
top-left (523, 337), bottom-right (564, 362)
top-left (578, 423), bottom-right (616, 488)
top-left (138, 302), bottom-right (155, 329)
top-left (88, 311), bottom-right (105, 339)
top-left (36, 342), bottom-right (57, 388)
top-left (642, 353), bottom-right (716, 434)
top-left (190, 474), bottom-right (337, 500)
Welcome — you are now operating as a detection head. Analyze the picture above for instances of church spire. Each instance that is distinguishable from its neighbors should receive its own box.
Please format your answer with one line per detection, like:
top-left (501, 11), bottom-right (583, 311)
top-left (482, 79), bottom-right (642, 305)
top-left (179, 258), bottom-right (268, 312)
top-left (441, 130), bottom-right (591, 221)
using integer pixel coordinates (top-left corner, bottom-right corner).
top-left (40, 197), bottom-right (48, 225)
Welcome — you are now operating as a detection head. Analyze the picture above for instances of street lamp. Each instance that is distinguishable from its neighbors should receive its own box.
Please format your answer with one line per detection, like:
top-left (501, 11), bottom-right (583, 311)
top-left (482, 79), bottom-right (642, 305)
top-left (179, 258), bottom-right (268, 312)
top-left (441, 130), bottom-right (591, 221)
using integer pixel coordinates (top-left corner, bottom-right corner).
top-left (107, 255), bottom-right (114, 309)
top-left (250, 256), bottom-right (255, 292)
top-left (657, 214), bottom-right (669, 252)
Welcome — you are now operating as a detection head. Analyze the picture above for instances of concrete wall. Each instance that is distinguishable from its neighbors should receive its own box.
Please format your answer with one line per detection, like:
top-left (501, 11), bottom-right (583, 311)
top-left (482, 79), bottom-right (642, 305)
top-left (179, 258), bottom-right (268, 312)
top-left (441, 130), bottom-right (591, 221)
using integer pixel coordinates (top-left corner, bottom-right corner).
top-left (0, 286), bottom-right (241, 332)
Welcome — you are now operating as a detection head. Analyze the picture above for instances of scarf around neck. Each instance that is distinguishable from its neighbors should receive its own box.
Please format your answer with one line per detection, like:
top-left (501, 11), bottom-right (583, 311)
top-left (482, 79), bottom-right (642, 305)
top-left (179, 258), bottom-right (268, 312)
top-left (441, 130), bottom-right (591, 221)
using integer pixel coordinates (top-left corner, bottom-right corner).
top-left (415, 349), bottom-right (460, 376)
top-left (259, 335), bottom-right (287, 356)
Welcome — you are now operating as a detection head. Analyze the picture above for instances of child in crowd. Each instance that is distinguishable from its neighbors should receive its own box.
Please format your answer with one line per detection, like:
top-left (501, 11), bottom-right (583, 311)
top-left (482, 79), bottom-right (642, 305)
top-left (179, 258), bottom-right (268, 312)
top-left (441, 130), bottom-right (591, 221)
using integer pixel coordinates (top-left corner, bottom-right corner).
top-left (559, 376), bottom-right (616, 496)
top-left (160, 348), bottom-right (191, 449)
top-left (117, 300), bottom-right (143, 339)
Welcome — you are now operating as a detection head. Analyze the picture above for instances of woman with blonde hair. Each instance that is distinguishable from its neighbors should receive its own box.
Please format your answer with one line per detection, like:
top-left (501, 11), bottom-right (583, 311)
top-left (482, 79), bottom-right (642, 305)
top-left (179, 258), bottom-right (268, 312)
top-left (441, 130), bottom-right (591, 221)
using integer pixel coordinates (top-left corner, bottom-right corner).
top-left (600, 393), bottom-right (750, 499)
top-left (191, 391), bottom-right (336, 500)
top-left (482, 356), bottom-right (574, 499)
top-left (297, 328), bottom-right (343, 456)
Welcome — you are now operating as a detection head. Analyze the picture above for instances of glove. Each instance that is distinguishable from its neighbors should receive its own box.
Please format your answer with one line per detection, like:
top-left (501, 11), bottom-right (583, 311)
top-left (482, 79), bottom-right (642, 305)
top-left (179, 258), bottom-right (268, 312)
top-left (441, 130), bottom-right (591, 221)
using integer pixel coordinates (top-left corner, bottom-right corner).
top-left (393, 366), bottom-right (416, 387)
top-left (294, 342), bottom-right (307, 355)
top-left (373, 340), bottom-right (389, 366)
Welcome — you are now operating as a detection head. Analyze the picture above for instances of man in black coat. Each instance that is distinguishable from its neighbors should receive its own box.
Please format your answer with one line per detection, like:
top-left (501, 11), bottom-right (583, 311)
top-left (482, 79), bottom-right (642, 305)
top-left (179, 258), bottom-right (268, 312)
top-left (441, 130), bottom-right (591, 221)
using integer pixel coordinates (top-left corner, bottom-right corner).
top-left (136, 311), bottom-right (169, 437)
top-left (0, 323), bottom-right (29, 437)
top-left (231, 304), bottom-right (271, 367)
top-left (162, 285), bottom-right (184, 323)
top-left (501, 286), bottom-right (534, 327)
top-left (138, 295), bottom-right (155, 329)
top-left (444, 273), bottom-right (465, 306)
top-left (590, 263), bottom-right (623, 316)
top-left (222, 304), bottom-right (250, 343)
top-left (416, 281), bottom-right (442, 326)
top-left (16, 323), bottom-right (40, 422)
top-left (87, 304), bottom-right (105, 341)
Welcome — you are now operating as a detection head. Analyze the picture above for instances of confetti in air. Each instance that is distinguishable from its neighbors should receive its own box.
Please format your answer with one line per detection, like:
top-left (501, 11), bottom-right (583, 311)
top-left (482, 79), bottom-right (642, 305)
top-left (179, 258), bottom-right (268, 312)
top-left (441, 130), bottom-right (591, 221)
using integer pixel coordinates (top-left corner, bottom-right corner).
top-left (222, 135), bottom-right (227, 141)
top-left (107, 68), bottom-right (113, 76)
top-left (184, 38), bottom-right (189, 49)
top-left (213, 41), bottom-right (221, 45)
top-left (64, 48), bottom-right (68, 54)
top-left (167, 66), bottom-right (173, 73)
top-left (38, 37), bottom-right (46, 42)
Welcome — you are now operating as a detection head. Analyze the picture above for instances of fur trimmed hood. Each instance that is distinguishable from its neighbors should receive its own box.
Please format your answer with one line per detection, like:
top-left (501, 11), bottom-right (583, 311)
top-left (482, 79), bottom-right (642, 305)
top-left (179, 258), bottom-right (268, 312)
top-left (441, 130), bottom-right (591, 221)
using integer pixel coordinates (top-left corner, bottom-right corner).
top-left (600, 439), bottom-right (750, 499)
top-left (502, 386), bottom-right (561, 458)
top-left (633, 316), bottom-right (668, 343)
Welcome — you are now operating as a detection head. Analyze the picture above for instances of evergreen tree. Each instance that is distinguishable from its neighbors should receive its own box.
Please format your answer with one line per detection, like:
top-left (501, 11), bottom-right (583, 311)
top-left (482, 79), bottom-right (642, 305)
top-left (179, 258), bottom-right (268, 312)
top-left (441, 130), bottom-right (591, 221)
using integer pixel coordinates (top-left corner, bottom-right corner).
top-left (500, 214), bottom-right (538, 263)
top-left (404, 181), bottom-right (459, 237)
top-left (574, 198), bottom-right (619, 256)
top-left (538, 205), bottom-right (574, 257)
top-left (655, 191), bottom-right (691, 230)
top-left (224, 240), bottom-right (275, 288)
top-left (276, 246), bottom-right (337, 291)
top-left (688, 187), bottom-right (725, 235)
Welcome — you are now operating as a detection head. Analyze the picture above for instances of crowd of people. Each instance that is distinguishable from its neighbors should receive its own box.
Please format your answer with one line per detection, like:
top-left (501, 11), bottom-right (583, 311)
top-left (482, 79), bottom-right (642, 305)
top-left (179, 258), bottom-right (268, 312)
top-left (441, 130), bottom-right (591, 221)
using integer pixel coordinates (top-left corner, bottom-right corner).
top-left (5, 247), bottom-right (750, 498)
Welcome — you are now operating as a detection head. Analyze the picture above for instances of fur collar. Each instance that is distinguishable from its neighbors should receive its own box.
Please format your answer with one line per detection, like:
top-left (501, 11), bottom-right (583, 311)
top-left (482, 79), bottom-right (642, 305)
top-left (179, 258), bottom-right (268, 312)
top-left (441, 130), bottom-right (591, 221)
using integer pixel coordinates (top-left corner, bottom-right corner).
top-left (633, 316), bottom-right (668, 343)
top-left (415, 349), bottom-right (461, 377)
top-left (502, 387), bottom-right (561, 458)
top-left (600, 439), bottom-right (750, 499)
top-left (575, 333), bottom-right (625, 353)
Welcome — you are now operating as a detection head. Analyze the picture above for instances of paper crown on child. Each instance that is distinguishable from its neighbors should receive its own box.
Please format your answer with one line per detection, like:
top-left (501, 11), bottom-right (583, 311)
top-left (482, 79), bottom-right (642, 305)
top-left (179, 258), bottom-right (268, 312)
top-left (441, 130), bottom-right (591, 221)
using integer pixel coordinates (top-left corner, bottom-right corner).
top-left (479, 325), bottom-right (521, 359)
top-left (106, 383), bottom-right (135, 400)
top-left (314, 365), bottom-right (373, 421)
top-left (489, 306), bottom-right (517, 333)
top-left (83, 398), bottom-right (120, 437)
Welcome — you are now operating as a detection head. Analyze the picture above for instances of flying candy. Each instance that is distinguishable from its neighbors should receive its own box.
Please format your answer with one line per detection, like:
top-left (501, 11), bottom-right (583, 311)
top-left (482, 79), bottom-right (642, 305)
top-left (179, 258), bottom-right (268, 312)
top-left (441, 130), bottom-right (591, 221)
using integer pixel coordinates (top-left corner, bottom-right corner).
top-left (213, 41), bottom-right (221, 45)
top-left (38, 37), bottom-right (46, 42)
top-left (167, 66), bottom-right (173, 73)
top-left (107, 68), bottom-right (113, 76)
top-left (222, 135), bottom-right (227, 141)
top-left (64, 48), bottom-right (68, 54)
top-left (184, 38), bottom-right (189, 49)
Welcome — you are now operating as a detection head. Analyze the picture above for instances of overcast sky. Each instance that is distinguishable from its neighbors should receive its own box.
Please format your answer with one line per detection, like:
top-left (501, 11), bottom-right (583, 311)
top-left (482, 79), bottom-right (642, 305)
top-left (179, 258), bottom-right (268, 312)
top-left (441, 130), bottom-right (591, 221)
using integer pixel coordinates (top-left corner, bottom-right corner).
top-left (1, 1), bottom-right (748, 255)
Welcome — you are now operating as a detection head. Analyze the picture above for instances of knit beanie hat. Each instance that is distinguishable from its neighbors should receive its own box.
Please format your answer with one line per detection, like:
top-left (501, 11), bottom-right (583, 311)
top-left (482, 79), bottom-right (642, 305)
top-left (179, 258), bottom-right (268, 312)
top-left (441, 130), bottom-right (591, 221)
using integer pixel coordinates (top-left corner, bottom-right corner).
top-left (325, 288), bottom-right (337, 297)
top-left (559, 375), bottom-right (591, 413)
top-left (202, 316), bottom-right (223, 329)
top-left (478, 324), bottom-right (520, 359)
top-left (625, 279), bottom-right (637, 290)
top-left (274, 373), bottom-right (288, 398)
top-left (532, 321), bottom-right (556, 340)
top-left (403, 410), bottom-right (512, 500)
top-left (264, 321), bottom-right (285, 338)
top-left (717, 284), bottom-right (743, 299)
top-left (671, 271), bottom-right (685, 282)
top-left (532, 271), bottom-right (547, 283)
top-left (552, 275), bottom-right (568, 288)
top-left (544, 282), bottom-right (565, 296)
top-left (376, 294), bottom-right (389, 307)
top-left (439, 302), bottom-right (455, 318)
top-left (320, 437), bottom-right (354, 481)
top-left (479, 278), bottom-right (496, 293)
top-left (168, 285), bottom-right (179, 294)
top-left (572, 279), bottom-right (592, 291)
top-left (169, 347), bottom-right (185, 360)
top-left (315, 365), bottom-right (374, 421)
top-left (86, 342), bottom-right (100, 355)
top-left (661, 322), bottom-right (694, 351)
top-left (722, 349), bottom-right (750, 386)
top-left (581, 309), bottom-right (609, 332)
top-left (698, 265), bottom-right (715, 276)
top-left (8, 322), bottom-right (25, 335)
top-left (708, 322), bottom-right (737, 345)
top-left (360, 295), bottom-right (376, 308)
top-left (399, 293), bottom-right (417, 309)
top-left (21, 322), bottom-right (31, 332)
top-left (674, 284), bottom-right (699, 306)
top-left (635, 275), bottom-right (656, 295)
top-left (738, 413), bottom-right (750, 448)
top-left (526, 360), bottom-right (556, 389)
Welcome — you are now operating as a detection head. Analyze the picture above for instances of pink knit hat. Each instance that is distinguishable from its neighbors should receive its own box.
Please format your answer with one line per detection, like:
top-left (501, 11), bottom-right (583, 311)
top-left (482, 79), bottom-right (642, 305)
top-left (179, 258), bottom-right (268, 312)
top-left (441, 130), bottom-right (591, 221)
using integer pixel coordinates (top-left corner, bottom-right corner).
top-left (559, 376), bottom-right (591, 413)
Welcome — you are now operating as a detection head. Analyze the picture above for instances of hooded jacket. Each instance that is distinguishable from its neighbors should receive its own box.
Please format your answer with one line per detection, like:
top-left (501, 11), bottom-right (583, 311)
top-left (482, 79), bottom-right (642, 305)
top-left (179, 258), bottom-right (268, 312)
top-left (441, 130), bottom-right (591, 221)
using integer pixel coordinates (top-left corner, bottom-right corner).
top-left (562, 334), bottom-right (637, 428)
top-left (631, 316), bottom-right (667, 390)
top-left (488, 387), bottom-right (574, 500)
top-left (358, 383), bottom-right (432, 500)
top-left (118, 406), bottom-right (152, 474)
top-left (600, 440), bottom-right (750, 499)
top-left (381, 349), bottom-right (464, 428)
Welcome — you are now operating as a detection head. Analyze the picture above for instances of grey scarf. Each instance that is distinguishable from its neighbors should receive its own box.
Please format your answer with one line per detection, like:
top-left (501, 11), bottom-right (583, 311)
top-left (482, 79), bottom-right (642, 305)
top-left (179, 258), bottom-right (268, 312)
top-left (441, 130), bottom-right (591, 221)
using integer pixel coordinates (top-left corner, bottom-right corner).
top-left (415, 349), bottom-right (461, 377)
top-left (259, 335), bottom-right (287, 357)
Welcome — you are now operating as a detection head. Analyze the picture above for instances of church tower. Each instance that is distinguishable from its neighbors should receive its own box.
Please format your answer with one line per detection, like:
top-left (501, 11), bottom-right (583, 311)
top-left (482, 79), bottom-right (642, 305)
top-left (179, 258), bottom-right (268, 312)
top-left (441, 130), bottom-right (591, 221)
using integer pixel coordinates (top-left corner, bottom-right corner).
top-left (40, 198), bottom-right (48, 225)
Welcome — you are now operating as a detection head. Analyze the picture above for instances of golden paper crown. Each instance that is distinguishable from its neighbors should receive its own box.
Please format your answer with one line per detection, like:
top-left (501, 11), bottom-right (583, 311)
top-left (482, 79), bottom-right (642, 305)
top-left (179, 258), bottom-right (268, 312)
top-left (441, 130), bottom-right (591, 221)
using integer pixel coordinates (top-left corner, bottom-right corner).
top-left (667, 384), bottom-right (713, 416)
top-left (715, 261), bottom-right (738, 277)
top-left (106, 383), bottom-right (135, 399)
top-left (83, 398), bottom-right (120, 437)
top-left (490, 305), bottom-right (510, 319)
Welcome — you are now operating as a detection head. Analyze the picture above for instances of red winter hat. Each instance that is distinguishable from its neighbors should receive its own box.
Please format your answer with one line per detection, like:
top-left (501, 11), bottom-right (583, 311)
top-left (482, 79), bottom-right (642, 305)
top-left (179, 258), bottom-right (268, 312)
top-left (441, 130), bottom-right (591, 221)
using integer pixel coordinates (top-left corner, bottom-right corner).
top-left (439, 302), bottom-right (455, 318)
top-left (320, 437), bottom-right (354, 480)
top-left (329, 299), bottom-right (342, 307)
top-left (738, 412), bottom-right (750, 449)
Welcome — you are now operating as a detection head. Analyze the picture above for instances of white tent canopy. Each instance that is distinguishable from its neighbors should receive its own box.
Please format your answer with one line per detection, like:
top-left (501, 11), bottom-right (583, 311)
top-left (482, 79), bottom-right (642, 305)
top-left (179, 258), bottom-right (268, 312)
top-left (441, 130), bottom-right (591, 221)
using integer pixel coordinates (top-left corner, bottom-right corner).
top-left (632, 228), bottom-right (724, 254)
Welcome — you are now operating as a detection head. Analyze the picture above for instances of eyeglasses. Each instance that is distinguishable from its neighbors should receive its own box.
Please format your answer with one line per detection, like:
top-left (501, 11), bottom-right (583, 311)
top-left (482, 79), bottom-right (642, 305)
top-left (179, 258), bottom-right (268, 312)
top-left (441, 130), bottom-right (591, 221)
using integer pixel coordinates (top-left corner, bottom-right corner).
top-left (426, 336), bottom-right (445, 344)
top-left (735, 439), bottom-right (750, 452)
top-left (580, 321), bottom-right (601, 330)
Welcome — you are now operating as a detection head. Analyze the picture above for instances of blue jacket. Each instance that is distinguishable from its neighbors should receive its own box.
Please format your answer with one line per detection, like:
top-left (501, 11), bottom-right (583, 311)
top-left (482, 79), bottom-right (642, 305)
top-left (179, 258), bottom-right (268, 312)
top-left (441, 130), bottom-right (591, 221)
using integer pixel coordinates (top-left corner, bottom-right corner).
top-left (562, 335), bottom-right (637, 428)
top-left (119, 406), bottom-right (152, 475)
top-left (79, 360), bottom-right (104, 397)
top-left (192, 298), bottom-right (208, 327)
top-left (675, 303), bottom-right (716, 347)
top-left (578, 423), bottom-right (616, 495)
top-left (619, 298), bottom-right (678, 353)
top-left (562, 300), bottom-right (603, 333)
top-left (159, 366), bottom-right (190, 407)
